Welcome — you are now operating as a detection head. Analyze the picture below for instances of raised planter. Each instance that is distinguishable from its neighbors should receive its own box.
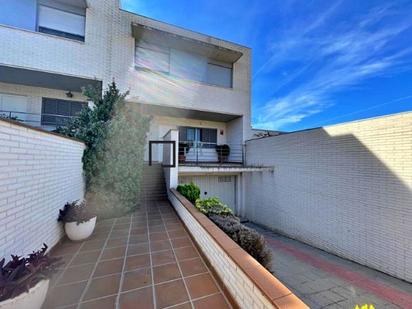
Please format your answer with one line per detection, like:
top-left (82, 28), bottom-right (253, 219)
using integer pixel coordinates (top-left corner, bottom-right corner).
top-left (0, 279), bottom-right (49, 309)
top-left (169, 189), bottom-right (308, 309)
top-left (65, 216), bottom-right (97, 241)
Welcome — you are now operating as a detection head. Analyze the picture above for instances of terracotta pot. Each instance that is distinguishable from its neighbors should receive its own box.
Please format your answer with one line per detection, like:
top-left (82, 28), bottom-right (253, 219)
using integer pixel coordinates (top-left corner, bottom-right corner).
top-left (65, 216), bottom-right (97, 241)
top-left (0, 279), bottom-right (49, 309)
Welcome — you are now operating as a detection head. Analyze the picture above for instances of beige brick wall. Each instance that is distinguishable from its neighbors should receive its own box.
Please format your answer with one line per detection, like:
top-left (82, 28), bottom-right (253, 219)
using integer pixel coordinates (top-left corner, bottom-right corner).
top-left (0, 119), bottom-right (85, 258)
top-left (169, 192), bottom-right (276, 309)
top-left (244, 112), bottom-right (412, 282)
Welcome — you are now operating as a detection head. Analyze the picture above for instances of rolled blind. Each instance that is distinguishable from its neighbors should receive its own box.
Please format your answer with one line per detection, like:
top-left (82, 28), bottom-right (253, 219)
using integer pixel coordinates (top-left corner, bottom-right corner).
top-left (38, 5), bottom-right (85, 36)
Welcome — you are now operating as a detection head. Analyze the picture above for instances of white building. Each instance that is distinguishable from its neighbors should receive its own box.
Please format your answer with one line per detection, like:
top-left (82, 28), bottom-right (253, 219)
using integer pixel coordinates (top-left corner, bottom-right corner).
top-left (0, 0), bottom-right (266, 213)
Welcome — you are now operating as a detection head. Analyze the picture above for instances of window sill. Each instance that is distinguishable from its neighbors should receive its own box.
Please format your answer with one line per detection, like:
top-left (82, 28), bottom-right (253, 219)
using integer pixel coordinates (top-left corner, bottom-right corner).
top-left (0, 23), bottom-right (86, 45)
top-left (134, 66), bottom-right (234, 91)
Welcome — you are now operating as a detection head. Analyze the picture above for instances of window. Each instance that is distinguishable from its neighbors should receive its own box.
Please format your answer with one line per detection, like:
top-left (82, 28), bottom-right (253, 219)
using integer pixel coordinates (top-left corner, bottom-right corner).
top-left (135, 40), bottom-right (233, 88)
top-left (38, 5), bottom-right (85, 41)
top-left (179, 127), bottom-right (217, 148)
top-left (135, 41), bottom-right (170, 73)
top-left (41, 98), bottom-right (86, 127)
top-left (207, 63), bottom-right (232, 88)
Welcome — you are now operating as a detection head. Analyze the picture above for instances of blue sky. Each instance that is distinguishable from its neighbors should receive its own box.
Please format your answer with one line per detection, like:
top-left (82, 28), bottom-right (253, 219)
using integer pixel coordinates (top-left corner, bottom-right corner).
top-left (121, 0), bottom-right (412, 132)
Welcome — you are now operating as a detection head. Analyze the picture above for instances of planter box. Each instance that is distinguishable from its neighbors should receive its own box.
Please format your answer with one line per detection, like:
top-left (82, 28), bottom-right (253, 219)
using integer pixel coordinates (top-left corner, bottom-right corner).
top-left (0, 279), bottom-right (49, 309)
top-left (169, 189), bottom-right (308, 309)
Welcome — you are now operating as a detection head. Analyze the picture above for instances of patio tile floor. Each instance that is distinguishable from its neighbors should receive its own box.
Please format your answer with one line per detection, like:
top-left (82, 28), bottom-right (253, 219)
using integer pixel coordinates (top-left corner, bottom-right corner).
top-left (44, 200), bottom-right (231, 309)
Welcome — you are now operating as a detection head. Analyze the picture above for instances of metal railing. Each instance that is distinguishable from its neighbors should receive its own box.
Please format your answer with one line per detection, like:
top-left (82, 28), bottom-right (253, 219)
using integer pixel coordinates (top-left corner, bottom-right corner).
top-left (0, 110), bottom-right (77, 128)
top-left (178, 141), bottom-right (244, 165)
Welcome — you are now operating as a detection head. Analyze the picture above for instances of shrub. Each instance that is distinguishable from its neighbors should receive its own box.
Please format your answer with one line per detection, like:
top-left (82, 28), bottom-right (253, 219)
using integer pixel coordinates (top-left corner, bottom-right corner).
top-left (0, 244), bottom-right (60, 301)
top-left (195, 197), bottom-right (233, 216)
top-left (176, 183), bottom-right (200, 204)
top-left (58, 82), bottom-right (150, 217)
top-left (209, 214), bottom-right (272, 271)
top-left (58, 201), bottom-right (96, 224)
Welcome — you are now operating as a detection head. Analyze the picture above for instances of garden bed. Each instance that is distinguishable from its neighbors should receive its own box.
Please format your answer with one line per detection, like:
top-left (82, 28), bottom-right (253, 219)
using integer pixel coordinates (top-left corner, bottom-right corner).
top-left (169, 188), bottom-right (308, 309)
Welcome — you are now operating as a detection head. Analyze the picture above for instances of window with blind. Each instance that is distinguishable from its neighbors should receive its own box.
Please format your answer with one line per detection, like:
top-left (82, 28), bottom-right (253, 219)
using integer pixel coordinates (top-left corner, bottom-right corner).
top-left (41, 98), bottom-right (86, 127)
top-left (38, 5), bottom-right (86, 41)
top-left (135, 40), bottom-right (233, 88)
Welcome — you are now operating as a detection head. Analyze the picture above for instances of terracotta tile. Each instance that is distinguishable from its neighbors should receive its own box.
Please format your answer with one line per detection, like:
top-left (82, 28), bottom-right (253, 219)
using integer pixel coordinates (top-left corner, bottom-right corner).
top-left (149, 232), bottom-right (169, 242)
top-left (71, 250), bottom-right (101, 266)
top-left (94, 258), bottom-right (124, 277)
top-left (151, 240), bottom-right (172, 252)
top-left (113, 223), bottom-right (130, 230)
top-left (55, 254), bottom-right (72, 269)
top-left (185, 274), bottom-right (219, 299)
top-left (130, 227), bottom-right (147, 235)
top-left (106, 237), bottom-right (128, 248)
top-left (84, 274), bottom-right (121, 301)
top-left (57, 263), bottom-right (94, 285)
top-left (171, 237), bottom-right (193, 249)
top-left (149, 225), bottom-right (166, 233)
top-left (174, 247), bottom-right (199, 261)
top-left (151, 250), bottom-right (176, 266)
top-left (153, 263), bottom-right (181, 284)
top-left (101, 246), bottom-right (126, 260)
top-left (168, 229), bottom-right (188, 239)
top-left (127, 243), bottom-right (150, 256)
top-left (171, 303), bottom-right (192, 309)
top-left (125, 254), bottom-right (151, 270)
top-left (79, 295), bottom-right (116, 309)
top-left (44, 280), bottom-right (87, 307)
top-left (193, 293), bottom-right (230, 309)
top-left (179, 258), bottom-right (207, 277)
top-left (165, 222), bottom-right (184, 230)
top-left (128, 234), bottom-right (149, 244)
top-left (110, 229), bottom-right (129, 238)
top-left (155, 279), bottom-right (189, 308)
top-left (81, 239), bottom-right (106, 252)
top-left (119, 286), bottom-right (154, 309)
top-left (122, 268), bottom-right (152, 291)
top-left (51, 242), bottom-right (82, 257)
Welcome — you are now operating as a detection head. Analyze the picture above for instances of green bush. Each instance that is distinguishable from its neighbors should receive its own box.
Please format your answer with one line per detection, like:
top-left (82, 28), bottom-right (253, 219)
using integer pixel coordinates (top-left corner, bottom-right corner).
top-left (195, 197), bottom-right (233, 216)
top-left (209, 214), bottom-right (272, 271)
top-left (176, 182), bottom-right (200, 204)
top-left (58, 82), bottom-right (150, 217)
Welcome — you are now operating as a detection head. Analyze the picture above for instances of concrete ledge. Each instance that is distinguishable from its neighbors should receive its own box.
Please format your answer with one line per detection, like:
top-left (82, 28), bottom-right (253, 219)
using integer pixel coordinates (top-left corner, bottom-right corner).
top-left (169, 188), bottom-right (308, 309)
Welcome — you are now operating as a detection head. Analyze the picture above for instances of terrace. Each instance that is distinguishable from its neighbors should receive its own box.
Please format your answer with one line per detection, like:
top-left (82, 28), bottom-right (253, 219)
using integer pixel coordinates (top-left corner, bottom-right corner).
top-left (45, 200), bottom-right (232, 309)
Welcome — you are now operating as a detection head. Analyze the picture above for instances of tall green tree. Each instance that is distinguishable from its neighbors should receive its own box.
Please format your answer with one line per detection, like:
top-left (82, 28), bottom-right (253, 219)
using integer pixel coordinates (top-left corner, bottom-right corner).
top-left (59, 82), bottom-right (150, 216)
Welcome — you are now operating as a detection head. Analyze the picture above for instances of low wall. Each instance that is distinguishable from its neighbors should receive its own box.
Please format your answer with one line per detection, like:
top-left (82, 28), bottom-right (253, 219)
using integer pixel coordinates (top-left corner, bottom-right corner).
top-left (0, 119), bottom-right (85, 258)
top-left (169, 189), bottom-right (308, 309)
top-left (244, 112), bottom-right (412, 282)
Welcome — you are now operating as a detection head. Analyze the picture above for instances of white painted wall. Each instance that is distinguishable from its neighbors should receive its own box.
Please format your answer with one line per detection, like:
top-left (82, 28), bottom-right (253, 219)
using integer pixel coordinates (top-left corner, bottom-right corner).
top-left (0, 119), bottom-right (85, 259)
top-left (244, 112), bottom-right (412, 282)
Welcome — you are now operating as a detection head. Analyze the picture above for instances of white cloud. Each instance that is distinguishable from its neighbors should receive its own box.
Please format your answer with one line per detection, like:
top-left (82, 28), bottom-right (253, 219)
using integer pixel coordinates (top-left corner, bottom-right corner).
top-left (254, 2), bottom-right (412, 130)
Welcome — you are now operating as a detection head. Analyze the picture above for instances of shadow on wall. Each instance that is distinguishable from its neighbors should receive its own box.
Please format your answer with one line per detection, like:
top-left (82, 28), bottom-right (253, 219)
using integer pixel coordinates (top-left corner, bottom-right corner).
top-left (244, 113), bottom-right (412, 282)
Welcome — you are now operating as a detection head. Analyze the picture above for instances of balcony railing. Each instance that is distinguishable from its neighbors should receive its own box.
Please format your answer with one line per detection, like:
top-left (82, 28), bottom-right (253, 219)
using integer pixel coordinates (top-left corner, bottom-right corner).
top-left (0, 110), bottom-right (76, 129)
top-left (178, 141), bottom-right (244, 166)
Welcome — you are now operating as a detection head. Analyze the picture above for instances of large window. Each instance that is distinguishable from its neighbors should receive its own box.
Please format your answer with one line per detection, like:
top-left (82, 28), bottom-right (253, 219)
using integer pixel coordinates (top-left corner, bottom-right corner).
top-left (38, 5), bottom-right (85, 41)
top-left (135, 41), bottom-right (233, 88)
top-left (41, 98), bottom-right (86, 127)
top-left (179, 127), bottom-right (217, 148)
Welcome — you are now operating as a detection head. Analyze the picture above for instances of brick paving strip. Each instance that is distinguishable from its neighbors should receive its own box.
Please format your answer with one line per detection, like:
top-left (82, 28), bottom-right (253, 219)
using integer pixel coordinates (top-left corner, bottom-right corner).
top-left (43, 200), bottom-right (232, 309)
top-left (247, 224), bottom-right (412, 309)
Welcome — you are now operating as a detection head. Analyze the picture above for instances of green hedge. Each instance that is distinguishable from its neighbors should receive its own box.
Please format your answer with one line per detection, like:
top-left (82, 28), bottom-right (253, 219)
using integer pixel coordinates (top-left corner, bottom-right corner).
top-left (176, 182), bottom-right (200, 204)
top-left (195, 197), bottom-right (233, 216)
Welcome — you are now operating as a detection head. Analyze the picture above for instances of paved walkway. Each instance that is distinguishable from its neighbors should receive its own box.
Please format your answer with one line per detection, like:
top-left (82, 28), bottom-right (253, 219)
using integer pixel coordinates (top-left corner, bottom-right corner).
top-left (247, 223), bottom-right (412, 309)
top-left (44, 200), bottom-right (231, 309)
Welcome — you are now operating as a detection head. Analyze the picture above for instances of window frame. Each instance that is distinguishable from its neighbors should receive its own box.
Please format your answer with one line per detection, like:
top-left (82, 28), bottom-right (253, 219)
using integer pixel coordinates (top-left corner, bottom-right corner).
top-left (36, 3), bottom-right (86, 42)
top-left (41, 98), bottom-right (86, 127)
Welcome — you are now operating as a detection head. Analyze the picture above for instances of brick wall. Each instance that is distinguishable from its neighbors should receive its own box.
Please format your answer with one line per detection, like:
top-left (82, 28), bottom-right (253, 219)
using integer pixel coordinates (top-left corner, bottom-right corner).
top-left (169, 189), bottom-right (308, 309)
top-left (0, 119), bottom-right (85, 258)
top-left (244, 112), bottom-right (412, 282)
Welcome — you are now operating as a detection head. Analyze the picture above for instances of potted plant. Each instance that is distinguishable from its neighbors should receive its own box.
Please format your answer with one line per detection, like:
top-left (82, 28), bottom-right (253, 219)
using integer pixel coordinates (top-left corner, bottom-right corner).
top-left (215, 144), bottom-right (230, 163)
top-left (179, 142), bottom-right (191, 163)
top-left (58, 200), bottom-right (97, 241)
top-left (0, 244), bottom-right (60, 309)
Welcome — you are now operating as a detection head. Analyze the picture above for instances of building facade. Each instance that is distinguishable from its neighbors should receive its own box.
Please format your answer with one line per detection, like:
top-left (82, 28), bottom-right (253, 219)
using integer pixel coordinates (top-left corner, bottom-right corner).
top-left (0, 0), bottom-right (258, 213)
